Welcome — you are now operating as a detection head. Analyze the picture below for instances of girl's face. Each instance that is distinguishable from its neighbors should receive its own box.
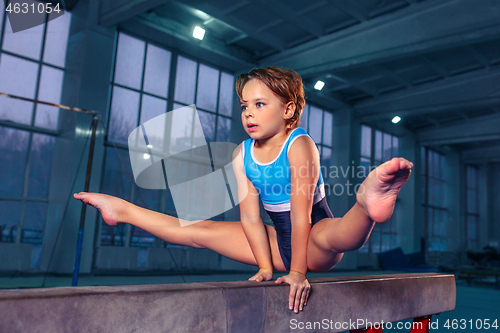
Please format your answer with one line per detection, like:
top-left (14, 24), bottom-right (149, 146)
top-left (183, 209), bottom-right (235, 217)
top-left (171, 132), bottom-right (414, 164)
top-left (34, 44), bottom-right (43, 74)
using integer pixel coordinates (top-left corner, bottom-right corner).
top-left (240, 79), bottom-right (293, 141)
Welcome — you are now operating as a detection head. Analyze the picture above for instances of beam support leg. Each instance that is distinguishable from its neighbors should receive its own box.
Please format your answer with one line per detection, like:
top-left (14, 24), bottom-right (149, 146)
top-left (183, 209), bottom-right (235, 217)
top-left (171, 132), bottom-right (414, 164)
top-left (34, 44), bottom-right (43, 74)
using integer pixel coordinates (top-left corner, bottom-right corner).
top-left (410, 315), bottom-right (432, 333)
top-left (350, 326), bottom-right (384, 333)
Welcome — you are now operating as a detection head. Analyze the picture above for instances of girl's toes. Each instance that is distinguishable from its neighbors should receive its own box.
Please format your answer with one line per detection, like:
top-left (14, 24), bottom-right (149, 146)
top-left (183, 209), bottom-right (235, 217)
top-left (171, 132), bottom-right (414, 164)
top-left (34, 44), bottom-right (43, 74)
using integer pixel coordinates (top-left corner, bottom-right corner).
top-left (384, 157), bottom-right (400, 174)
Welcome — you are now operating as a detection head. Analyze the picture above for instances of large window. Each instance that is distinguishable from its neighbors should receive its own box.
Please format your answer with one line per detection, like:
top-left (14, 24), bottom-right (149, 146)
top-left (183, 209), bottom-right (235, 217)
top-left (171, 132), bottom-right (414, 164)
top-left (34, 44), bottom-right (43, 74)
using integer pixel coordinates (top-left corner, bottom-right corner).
top-left (0, 9), bottom-right (71, 268)
top-left (359, 125), bottom-right (399, 253)
top-left (174, 56), bottom-right (233, 142)
top-left (421, 147), bottom-right (448, 251)
top-left (299, 104), bottom-right (333, 183)
top-left (100, 32), bottom-right (234, 252)
top-left (465, 165), bottom-right (479, 249)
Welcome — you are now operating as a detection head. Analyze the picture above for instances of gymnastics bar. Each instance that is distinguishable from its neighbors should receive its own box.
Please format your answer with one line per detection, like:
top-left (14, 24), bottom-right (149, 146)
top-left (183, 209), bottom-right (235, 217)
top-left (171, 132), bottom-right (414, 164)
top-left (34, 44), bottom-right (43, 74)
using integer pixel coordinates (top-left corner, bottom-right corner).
top-left (0, 273), bottom-right (455, 333)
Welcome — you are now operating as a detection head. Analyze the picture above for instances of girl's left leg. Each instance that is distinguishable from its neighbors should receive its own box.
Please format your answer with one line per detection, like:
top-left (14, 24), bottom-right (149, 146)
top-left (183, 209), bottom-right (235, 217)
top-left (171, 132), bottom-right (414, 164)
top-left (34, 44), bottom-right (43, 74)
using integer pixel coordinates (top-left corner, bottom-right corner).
top-left (74, 192), bottom-right (287, 271)
top-left (306, 157), bottom-right (413, 272)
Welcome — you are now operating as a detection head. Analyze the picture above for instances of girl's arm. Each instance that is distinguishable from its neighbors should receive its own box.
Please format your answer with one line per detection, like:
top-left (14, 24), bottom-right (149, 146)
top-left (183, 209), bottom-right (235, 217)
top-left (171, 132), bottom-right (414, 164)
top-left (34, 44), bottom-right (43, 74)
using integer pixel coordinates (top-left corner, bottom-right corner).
top-left (289, 136), bottom-right (319, 274)
top-left (233, 144), bottom-right (274, 281)
top-left (275, 135), bottom-right (319, 313)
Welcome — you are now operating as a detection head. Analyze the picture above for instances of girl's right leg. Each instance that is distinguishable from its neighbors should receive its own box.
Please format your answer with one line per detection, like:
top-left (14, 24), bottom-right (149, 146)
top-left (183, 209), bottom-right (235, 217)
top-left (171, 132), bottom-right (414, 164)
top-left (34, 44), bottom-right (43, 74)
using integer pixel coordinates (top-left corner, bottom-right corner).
top-left (305, 157), bottom-right (413, 272)
top-left (73, 192), bottom-right (287, 271)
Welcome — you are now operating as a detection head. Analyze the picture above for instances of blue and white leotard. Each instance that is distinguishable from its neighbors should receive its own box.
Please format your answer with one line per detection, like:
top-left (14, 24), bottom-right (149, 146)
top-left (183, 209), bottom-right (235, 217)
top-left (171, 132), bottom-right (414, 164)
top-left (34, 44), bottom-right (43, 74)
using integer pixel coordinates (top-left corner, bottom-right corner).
top-left (241, 127), bottom-right (333, 270)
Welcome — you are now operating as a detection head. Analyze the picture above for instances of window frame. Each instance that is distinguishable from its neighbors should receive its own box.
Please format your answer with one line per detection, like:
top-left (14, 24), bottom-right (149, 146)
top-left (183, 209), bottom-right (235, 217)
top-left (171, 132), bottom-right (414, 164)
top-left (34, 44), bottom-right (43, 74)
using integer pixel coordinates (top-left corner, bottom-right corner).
top-left (421, 147), bottom-right (448, 252)
top-left (465, 165), bottom-right (479, 249)
top-left (299, 103), bottom-right (334, 183)
top-left (0, 9), bottom-right (71, 269)
top-left (358, 124), bottom-right (399, 254)
top-left (99, 31), bottom-right (236, 252)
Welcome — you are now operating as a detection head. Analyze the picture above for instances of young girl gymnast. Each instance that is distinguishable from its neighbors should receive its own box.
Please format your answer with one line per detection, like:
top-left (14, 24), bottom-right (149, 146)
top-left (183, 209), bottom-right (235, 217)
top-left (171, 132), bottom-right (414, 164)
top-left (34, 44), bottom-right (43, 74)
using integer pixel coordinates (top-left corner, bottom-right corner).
top-left (74, 67), bottom-right (413, 314)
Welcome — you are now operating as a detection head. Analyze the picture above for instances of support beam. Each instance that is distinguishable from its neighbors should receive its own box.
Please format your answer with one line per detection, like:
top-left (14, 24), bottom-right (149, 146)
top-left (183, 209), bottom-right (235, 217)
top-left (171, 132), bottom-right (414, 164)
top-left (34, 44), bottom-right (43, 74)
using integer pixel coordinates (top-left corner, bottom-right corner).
top-left (462, 144), bottom-right (500, 164)
top-left (99, 0), bottom-right (171, 27)
top-left (371, 65), bottom-right (412, 88)
top-left (418, 114), bottom-right (500, 146)
top-left (467, 45), bottom-right (491, 69)
top-left (184, 1), bottom-right (286, 51)
top-left (257, 19), bottom-right (283, 33)
top-left (331, 74), bottom-right (379, 97)
top-left (296, 1), bottom-right (329, 17)
top-left (221, 1), bottom-right (248, 16)
top-left (421, 56), bottom-right (449, 78)
top-left (304, 86), bottom-right (350, 110)
top-left (327, 0), bottom-right (369, 22)
top-left (260, 0), bottom-right (500, 77)
top-left (357, 67), bottom-right (500, 121)
top-left (253, 0), bottom-right (324, 37)
top-left (120, 15), bottom-right (255, 71)
top-left (0, 273), bottom-right (455, 332)
top-left (420, 115), bottom-right (440, 128)
top-left (225, 33), bottom-right (248, 46)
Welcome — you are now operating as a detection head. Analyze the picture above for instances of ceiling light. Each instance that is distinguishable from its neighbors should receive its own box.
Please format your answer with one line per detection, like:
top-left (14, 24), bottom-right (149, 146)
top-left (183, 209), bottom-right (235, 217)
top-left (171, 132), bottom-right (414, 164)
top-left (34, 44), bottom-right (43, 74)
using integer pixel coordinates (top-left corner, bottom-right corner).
top-left (314, 80), bottom-right (325, 91)
top-left (193, 26), bottom-right (205, 40)
top-left (143, 153), bottom-right (151, 160)
top-left (392, 116), bottom-right (401, 124)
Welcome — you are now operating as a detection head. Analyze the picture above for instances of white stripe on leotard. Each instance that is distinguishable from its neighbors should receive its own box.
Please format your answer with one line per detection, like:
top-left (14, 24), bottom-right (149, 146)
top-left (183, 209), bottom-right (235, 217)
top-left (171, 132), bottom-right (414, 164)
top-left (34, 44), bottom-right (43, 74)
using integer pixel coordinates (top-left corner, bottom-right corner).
top-left (263, 183), bottom-right (325, 212)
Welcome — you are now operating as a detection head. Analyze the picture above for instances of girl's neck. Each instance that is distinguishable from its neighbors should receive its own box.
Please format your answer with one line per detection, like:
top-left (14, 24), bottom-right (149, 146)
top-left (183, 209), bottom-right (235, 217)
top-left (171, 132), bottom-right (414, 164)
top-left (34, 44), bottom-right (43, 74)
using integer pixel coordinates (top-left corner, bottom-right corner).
top-left (254, 128), bottom-right (291, 150)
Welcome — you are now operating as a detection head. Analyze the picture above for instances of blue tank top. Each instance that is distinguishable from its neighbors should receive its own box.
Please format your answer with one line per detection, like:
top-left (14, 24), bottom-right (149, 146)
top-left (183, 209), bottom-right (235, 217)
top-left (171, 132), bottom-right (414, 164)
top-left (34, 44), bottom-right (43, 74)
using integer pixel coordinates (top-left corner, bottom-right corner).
top-left (242, 127), bottom-right (325, 212)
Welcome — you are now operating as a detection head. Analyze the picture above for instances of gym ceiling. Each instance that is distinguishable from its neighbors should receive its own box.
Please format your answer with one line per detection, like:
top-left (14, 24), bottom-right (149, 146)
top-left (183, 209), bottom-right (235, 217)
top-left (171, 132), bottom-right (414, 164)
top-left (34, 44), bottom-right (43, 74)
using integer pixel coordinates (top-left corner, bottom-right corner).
top-left (98, 0), bottom-right (500, 163)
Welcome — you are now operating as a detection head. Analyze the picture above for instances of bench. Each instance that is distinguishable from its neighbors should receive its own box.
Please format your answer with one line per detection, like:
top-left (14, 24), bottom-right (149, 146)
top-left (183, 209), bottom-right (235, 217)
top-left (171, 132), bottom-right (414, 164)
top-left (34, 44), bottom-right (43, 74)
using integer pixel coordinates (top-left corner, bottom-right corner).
top-left (458, 265), bottom-right (500, 288)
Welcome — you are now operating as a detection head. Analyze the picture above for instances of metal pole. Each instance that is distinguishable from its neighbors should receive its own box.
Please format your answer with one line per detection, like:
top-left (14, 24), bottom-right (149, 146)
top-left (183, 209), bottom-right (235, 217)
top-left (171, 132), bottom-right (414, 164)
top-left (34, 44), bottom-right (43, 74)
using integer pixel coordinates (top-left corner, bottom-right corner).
top-left (72, 115), bottom-right (99, 286)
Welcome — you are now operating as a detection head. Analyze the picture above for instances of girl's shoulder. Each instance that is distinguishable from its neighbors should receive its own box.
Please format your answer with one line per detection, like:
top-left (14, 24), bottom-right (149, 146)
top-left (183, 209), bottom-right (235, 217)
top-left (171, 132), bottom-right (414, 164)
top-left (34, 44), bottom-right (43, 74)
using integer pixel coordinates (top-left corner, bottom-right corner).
top-left (240, 138), bottom-right (253, 160)
top-left (286, 128), bottom-right (320, 168)
top-left (232, 143), bottom-right (245, 173)
top-left (232, 142), bottom-right (243, 158)
top-left (286, 127), bottom-right (316, 155)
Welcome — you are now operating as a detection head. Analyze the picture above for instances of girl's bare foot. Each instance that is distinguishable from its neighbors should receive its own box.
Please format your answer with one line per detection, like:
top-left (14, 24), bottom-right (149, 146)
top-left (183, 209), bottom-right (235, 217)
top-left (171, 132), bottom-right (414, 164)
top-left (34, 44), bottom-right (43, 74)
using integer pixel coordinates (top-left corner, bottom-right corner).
top-left (356, 157), bottom-right (413, 223)
top-left (73, 192), bottom-right (127, 226)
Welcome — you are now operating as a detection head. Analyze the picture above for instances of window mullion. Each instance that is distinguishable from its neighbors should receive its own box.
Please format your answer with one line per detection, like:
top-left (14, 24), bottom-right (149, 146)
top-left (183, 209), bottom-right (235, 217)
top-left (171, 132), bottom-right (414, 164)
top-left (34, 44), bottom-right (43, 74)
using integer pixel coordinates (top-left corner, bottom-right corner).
top-left (16, 132), bottom-right (35, 244)
top-left (214, 70), bottom-right (222, 140)
top-left (0, 0), bottom-right (8, 49)
top-left (31, 13), bottom-right (50, 127)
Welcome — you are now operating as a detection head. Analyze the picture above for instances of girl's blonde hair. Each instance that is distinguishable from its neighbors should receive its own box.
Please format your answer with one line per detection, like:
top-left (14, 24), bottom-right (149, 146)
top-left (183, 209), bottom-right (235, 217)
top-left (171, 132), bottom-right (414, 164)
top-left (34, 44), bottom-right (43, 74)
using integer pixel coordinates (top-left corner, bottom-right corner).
top-left (236, 67), bottom-right (305, 133)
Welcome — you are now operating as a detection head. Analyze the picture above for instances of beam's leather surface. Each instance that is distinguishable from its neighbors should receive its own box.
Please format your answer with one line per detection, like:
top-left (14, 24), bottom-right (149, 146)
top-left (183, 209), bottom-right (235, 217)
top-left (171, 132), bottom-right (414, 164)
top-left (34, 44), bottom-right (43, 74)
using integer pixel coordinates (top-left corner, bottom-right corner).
top-left (0, 273), bottom-right (456, 333)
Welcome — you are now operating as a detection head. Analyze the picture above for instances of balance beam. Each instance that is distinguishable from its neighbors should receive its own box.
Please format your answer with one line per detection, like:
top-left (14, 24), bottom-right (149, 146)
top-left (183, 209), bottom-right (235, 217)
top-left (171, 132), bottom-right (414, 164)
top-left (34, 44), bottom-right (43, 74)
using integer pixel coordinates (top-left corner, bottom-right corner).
top-left (0, 273), bottom-right (455, 333)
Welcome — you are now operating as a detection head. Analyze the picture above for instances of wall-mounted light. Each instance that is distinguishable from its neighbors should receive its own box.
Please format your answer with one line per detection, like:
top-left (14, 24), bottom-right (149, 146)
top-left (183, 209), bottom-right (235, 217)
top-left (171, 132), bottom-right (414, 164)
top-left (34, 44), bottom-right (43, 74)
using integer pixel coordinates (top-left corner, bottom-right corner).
top-left (193, 26), bottom-right (206, 40)
top-left (392, 116), bottom-right (401, 124)
top-left (314, 80), bottom-right (325, 91)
